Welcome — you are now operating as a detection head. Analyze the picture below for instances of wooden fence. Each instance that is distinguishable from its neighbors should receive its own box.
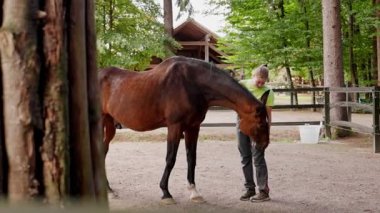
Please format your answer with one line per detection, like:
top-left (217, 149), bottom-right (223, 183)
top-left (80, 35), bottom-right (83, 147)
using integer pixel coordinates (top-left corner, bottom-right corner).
top-left (324, 87), bottom-right (379, 153)
top-left (202, 87), bottom-right (324, 127)
top-left (202, 87), bottom-right (380, 153)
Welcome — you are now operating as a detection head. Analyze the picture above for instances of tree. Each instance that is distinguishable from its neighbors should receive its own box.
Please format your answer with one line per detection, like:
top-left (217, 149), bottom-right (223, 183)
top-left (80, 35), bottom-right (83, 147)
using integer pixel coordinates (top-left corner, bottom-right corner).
top-left (163, 0), bottom-right (193, 36)
top-left (96, 0), bottom-right (177, 70)
top-left (0, 0), bottom-right (107, 205)
top-left (211, 0), bottom-right (377, 88)
top-left (322, 0), bottom-right (349, 137)
top-left (376, 0), bottom-right (380, 85)
top-left (164, 0), bottom-right (174, 35)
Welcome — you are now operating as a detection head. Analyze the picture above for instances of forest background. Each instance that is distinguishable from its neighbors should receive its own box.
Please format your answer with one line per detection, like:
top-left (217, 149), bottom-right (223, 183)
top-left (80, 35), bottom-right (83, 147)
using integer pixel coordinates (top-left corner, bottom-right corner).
top-left (96, 0), bottom-right (379, 87)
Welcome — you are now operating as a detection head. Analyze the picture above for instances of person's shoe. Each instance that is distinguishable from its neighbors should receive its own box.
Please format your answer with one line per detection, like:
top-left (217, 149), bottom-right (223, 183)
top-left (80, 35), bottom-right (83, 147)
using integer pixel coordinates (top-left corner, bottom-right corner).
top-left (240, 189), bottom-right (256, 201)
top-left (250, 190), bottom-right (270, 202)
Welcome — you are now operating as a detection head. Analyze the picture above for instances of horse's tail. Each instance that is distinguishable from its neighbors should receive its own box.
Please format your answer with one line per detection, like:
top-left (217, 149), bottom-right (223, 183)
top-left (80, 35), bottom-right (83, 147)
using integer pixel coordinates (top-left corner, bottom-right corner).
top-left (102, 113), bottom-right (116, 156)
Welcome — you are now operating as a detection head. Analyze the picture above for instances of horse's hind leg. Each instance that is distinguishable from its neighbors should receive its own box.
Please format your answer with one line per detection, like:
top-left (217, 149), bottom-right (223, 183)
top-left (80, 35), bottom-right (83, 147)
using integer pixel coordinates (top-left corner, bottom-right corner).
top-left (159, 124), bottom-right (182, 205)
top-left (184, 126), bottom-right (205, 203)
top-left (103, 114), bottom-right (116, 156)
top-left (103, 114), bottom-right (116, 193)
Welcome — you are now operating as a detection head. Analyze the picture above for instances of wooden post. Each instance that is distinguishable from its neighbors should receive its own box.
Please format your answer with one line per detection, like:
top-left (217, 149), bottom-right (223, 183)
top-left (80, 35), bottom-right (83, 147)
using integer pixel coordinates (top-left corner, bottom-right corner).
top-left (204, 34), bottom-right (210, 62)
top-left (324, 87), bottom-right (331, 138)
top-left (373, 86), bottom-right (380, 153)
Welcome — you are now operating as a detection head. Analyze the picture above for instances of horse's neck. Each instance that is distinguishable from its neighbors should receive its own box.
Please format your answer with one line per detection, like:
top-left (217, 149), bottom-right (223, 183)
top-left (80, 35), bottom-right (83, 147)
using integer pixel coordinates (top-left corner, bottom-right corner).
top-left (206, 82), bottom-right (257, 115)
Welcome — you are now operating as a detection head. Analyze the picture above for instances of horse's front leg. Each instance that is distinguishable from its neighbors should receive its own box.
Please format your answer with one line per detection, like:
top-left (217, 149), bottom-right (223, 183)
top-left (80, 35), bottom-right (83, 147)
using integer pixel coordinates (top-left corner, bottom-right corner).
top-left (185, 126), bottom-right (205, 203)
top-left (159, 124), bottom-right (182, 205)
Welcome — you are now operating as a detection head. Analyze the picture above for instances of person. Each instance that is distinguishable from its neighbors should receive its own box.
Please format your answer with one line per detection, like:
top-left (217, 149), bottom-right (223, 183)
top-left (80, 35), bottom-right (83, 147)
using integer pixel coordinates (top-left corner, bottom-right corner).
top-left (237, 65), bottom-right (274, 202)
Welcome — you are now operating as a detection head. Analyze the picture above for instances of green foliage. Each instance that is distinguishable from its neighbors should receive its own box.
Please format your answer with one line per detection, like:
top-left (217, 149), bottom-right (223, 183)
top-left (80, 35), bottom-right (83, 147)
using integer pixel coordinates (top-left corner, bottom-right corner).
top-left (216, 0), bottom-right (323, 76)
top-left (212, 0), bottom-right (376, 85)
top-left (340, 0), bottom-right (375, 86)
top-left (176, 0), bottom-right (194, 20)
top-left (96, 0), bottom-right (179, 70)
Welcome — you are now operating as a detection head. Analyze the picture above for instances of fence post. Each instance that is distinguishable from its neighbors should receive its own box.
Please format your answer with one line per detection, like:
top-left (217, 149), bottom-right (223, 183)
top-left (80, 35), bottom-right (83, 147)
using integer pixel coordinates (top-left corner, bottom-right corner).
top-left (324, 87), bottom-right (331, 138)
top-left (373, 87), bottom-right (380, 153)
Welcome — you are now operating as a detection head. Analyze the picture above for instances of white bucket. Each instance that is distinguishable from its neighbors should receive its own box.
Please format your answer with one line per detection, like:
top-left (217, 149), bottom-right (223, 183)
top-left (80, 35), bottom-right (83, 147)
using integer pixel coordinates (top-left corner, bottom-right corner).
top-left (298, 123), bottom-right (322, 144)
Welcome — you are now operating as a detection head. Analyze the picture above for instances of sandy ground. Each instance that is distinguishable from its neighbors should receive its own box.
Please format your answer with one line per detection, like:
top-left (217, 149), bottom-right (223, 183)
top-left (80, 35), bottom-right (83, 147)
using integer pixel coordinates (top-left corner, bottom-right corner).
top-left (106, 110), bottom-right (380, 213)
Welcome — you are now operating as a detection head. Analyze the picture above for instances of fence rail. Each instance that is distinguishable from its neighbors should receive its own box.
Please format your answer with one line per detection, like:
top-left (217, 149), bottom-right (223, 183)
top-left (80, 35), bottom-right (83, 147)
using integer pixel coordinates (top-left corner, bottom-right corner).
top-left (203, 86), bottom-right (380, 153)
top-left (324, 86), bottom-right (379, 153)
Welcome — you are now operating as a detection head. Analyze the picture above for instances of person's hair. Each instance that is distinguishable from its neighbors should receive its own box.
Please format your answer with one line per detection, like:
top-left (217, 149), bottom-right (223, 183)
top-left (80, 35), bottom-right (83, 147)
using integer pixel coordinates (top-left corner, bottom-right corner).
top-left (252, 65), bottom-right (269, 81)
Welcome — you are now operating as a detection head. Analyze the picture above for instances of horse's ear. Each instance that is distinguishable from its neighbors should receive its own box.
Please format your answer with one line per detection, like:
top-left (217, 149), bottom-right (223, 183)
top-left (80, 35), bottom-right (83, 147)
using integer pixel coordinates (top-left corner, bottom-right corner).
top-left (260, 90), bottom-right (271, 105)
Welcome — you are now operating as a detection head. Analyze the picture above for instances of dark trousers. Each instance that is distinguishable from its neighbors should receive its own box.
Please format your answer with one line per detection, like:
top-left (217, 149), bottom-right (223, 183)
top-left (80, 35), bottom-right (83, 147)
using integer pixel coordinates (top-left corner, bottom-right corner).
top-left (237, 120), bottom-right (269, 193)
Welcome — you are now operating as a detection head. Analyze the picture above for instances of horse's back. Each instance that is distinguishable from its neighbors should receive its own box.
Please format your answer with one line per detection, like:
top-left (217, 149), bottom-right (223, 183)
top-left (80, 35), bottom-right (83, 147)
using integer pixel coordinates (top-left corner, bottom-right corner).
top-left (98, 56), bottom-right (224, 131)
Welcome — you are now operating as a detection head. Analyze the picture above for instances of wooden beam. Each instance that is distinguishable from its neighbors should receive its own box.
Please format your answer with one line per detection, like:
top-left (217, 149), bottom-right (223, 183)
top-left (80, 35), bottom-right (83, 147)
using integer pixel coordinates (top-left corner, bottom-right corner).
top-left (205, 34), bottom-right (210, 62)
top-left (178, 41), bottom-right (208, 46)
top-left (209, 44), bottom-right (226, 56)
top-left (215, 64), bottom-right (231, 69)
top-left (330, 121), bottom-right (373, 134)
top-left (200, 121), bottom-right (322, 127)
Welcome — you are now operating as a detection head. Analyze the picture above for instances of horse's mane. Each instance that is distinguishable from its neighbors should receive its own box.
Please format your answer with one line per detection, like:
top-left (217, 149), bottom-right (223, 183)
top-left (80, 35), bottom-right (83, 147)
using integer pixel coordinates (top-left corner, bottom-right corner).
top-left (174, 56), bottom-right (260, 104)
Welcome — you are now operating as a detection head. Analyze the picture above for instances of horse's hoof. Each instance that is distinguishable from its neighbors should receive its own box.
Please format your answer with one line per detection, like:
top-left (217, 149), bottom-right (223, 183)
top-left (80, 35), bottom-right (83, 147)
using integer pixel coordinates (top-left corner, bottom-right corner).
top-left (190, 196), bottom-right (206, 203)
top-left (160, 198), bottom-right (177, 205)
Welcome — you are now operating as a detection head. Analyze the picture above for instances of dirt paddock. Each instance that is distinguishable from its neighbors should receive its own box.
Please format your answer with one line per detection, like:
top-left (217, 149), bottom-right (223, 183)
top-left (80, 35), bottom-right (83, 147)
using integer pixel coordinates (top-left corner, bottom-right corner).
top-left (106, 111), bottom-right (380, 213)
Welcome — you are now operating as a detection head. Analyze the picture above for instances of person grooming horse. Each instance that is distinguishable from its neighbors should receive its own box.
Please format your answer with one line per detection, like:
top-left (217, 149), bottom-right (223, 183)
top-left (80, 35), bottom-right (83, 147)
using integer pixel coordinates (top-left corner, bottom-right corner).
top-left (237, 65), bottom-right (274, 202)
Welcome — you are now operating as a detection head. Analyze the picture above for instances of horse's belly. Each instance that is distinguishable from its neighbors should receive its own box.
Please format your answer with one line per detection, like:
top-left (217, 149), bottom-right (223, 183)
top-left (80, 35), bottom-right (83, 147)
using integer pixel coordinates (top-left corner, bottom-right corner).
top-left (115, 112), bottom-right (166, 132)
top-left (123, 122), bottom-right (165, 132)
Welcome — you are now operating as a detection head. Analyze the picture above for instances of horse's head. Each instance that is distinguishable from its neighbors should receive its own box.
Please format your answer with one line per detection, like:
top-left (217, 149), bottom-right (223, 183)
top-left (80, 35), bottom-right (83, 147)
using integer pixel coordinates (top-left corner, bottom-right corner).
top-left (239, 91), bottom-right (271, 151)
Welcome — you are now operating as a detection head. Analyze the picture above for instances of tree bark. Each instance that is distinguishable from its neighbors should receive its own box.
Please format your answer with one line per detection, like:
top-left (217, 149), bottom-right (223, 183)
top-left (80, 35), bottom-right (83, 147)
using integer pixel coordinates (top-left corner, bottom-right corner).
top-left (41, 0), bottom-right (70, 204)
top-left (376, 0), bottom-right (380, 86)
top-left (285, 66), bottom-right (298, 105)
top-left (164, 0), bottom-right (173, 36)
top-left (0, 0), bottom-right (2, 25)
top-left (0, 0), bottom-right (107, 205)
top-left (67, 0), bottom-right (95, 199)
top-left (0, 0), bottom-right (42, 202)
top-left (348, 0), bottom-right (358, 87)
top-left (373, 30), bottom-right (378, 86)
top-left (278, 1), bottom-right (298, 105)
top-left (322, 0), bottom-right (349, 137)
top-left (0, 0), bottom-right (8, 198)
top-left (300, 0), bottom-right (316, 88)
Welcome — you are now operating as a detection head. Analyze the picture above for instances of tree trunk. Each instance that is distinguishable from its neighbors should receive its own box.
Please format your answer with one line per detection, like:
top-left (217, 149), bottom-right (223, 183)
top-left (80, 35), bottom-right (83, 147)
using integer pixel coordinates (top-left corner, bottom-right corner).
top-left (300, 0), bottom-right (317, 109)
top-left (322, 0), bottom-right (349, 137)
top-left (41, 0), bottom-right (70, 204)
top-left (0, 0), bottom-right (107, 206)
top-left (86, 0), bottom-right (108, 203)
top-left (373, 31), bottom-right (378, 86)
top-left (277, 0), bottom-right (298, 105)
top-left (0, 0), bottom-right (42, 202)
top-left (348, 0), bottom-right (358, 88)
top-left (67, 0), bottom-right (96, 199)
top-left (0, 0), bottom-right (7, 198)
top-left (164, 0), bottom-right (173, 36)
top-left (0, 0), bottom-right (8, 200)
top-left (376, 0), bottom-right (380, 86)
top-left (0, 0), bottom-right (2, 29)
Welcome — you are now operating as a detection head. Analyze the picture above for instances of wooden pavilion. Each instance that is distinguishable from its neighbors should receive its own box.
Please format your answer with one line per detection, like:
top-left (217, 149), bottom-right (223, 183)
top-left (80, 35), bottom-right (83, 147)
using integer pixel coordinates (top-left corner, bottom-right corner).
top-left (150, 18), bottom-right (231, 72)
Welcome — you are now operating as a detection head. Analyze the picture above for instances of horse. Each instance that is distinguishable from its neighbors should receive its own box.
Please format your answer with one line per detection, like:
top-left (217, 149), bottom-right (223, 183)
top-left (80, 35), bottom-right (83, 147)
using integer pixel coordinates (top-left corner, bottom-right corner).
top-left (99, 56), bottom-right (270, 204)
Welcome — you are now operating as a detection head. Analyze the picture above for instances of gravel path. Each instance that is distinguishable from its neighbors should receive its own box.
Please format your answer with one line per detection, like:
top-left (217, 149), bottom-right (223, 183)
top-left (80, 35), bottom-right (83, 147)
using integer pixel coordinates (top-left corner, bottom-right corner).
top-left (106, 110), bottom-right (379, 212)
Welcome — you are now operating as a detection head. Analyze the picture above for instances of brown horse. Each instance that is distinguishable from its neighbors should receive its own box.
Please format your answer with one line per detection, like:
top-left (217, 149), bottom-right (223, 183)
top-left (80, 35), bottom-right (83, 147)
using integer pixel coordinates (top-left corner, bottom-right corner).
top-left (99, 56), bottom-right (270, 204)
